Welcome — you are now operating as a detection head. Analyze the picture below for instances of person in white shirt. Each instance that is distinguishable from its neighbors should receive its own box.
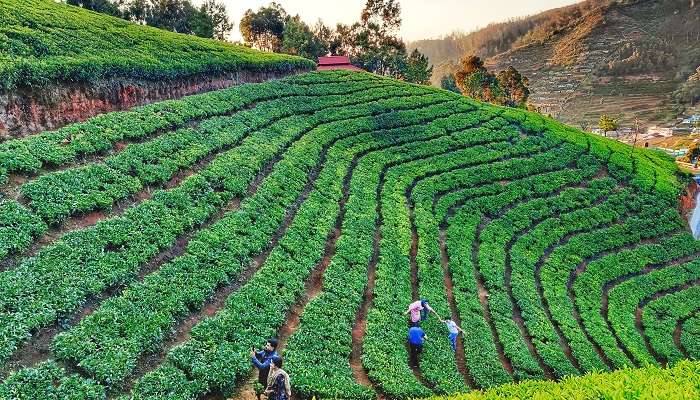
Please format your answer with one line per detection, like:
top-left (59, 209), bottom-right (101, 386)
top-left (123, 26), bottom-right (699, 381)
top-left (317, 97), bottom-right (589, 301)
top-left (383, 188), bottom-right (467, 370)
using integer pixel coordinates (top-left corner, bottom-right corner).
top-left (441, 315), bottom-right (466, 351)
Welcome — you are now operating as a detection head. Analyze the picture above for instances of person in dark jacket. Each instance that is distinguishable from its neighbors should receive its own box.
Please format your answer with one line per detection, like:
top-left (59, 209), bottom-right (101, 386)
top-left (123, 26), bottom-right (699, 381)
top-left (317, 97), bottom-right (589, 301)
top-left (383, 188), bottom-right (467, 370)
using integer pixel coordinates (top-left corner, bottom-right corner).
top-left (408, 325), bottom-right (427, 368)
top-left (264, 357), bottom-right (291, 400)
top-left (251, 338), bottom-right (280, 397)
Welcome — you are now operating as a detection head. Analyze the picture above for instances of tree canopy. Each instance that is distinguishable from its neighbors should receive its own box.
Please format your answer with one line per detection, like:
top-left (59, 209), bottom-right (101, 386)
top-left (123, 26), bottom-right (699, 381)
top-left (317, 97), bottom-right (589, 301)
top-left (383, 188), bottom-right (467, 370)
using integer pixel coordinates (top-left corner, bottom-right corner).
top-left (66, 0), bottom-right (233, 40)
top-left (453, 54), bottom-right (531, 109)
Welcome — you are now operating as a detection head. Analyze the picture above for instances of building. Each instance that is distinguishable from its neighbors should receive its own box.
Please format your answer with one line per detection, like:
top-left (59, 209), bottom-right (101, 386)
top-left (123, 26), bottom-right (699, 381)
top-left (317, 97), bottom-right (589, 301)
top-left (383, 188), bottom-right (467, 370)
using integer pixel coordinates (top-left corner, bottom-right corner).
top-left (317, 56), bottom-right (363, 72)
top-left (647, 126), bottom-right (673, 137)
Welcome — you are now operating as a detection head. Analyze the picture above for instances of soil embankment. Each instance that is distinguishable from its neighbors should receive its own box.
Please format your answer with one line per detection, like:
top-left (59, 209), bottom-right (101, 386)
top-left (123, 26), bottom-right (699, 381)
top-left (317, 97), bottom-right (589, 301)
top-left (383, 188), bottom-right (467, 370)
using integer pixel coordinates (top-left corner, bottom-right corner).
top-left (0, 68), bottom-right (310, 140)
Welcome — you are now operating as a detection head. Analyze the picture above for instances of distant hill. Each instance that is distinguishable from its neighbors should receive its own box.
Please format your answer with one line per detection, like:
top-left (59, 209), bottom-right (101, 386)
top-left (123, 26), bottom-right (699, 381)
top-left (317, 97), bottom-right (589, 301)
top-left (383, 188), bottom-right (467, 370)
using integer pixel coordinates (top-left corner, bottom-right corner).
top-left (409, 0), bottom-right (700, 128)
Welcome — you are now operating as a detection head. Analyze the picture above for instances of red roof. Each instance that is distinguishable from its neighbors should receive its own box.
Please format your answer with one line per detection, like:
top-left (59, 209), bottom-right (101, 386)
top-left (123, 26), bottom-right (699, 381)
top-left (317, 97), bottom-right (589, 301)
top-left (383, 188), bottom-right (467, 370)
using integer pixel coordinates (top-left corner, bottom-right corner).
top-left (317, 56), bottom-right (363, 71)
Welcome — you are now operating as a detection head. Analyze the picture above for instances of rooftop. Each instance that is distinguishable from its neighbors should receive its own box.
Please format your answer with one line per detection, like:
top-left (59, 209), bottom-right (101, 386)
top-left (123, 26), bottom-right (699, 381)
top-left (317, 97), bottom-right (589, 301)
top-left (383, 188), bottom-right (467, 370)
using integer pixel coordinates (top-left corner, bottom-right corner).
top-left (317, 56), bottom-right (363, 71)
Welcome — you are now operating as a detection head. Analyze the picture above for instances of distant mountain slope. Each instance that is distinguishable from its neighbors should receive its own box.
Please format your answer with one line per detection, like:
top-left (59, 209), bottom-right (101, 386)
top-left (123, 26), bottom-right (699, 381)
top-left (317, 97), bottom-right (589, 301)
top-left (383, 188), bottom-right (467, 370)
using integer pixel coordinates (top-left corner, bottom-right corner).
top-left (410, 0), bottom-right (700, 128)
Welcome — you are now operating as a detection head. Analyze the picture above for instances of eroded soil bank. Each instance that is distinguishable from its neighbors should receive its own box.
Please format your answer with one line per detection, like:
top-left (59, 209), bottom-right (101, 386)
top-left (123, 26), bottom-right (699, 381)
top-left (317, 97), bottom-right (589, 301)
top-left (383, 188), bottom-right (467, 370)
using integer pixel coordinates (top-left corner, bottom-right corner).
top-left (0, 68), bottom-right (310, 140)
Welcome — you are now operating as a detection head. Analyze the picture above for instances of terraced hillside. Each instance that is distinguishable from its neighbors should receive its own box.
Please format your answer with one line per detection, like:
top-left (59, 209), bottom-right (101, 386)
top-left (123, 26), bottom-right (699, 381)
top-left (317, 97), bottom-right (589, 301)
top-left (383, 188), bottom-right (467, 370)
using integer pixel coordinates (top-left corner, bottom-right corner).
top-left (0, 0), bottom-right (314, 138)
top-left (0, 70), bottom-right (697, 400)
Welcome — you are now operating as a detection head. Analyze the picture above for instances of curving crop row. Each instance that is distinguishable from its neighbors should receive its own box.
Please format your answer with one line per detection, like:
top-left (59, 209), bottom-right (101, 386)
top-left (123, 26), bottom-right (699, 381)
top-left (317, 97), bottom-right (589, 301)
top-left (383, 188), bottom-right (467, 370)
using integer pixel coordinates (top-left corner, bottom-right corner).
top-left (573, 234), bottom-right (698, 367)
top-left (0, 74), bottom-right (383, 261)
top-left (507, 183), bottom-right (632, 377)
top-left (49, 92), bottom-right (459, 387)
top-left (361, 135), bottom-right (578, 396)
top-left (286, 126), bottom-right (517, 398)
top-left (537, 203), bottom-right (686, 371)
top-left (500, 109), bottom-right (682, 201)
top-left (0, 71), bottom-right (379, 183)
top-left (411, 148), bottom-right (596, 388)
top-left (606, 249), bottom-right (700, 366)
top-left (17, 81), bottom-right (403, 225)
top-left (283, 117), bottom-right (512, 399)
top-left (126, 95), bottom-right (487, 400)
top-left (642, 287), bottom-right (700, 363)
top-left (473, 146), bottom-right (603, 381)
top-left (0, 78), bottom-right (445, 369)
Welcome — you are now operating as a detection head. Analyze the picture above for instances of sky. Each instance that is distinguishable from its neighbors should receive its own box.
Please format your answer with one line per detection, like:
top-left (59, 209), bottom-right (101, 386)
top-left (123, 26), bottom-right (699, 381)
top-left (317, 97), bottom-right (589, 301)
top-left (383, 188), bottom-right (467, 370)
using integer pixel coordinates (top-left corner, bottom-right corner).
top-left (197, 0), bottom-right (582, 42)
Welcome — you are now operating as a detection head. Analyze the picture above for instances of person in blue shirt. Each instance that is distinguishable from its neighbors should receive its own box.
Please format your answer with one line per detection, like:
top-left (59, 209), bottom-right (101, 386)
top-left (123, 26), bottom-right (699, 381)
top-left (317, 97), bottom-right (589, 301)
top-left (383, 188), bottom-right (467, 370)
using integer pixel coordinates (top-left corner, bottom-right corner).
top-left (408, 325), bottom-right (427, 368)
top-left (250, 338), bottom-right (280, 398)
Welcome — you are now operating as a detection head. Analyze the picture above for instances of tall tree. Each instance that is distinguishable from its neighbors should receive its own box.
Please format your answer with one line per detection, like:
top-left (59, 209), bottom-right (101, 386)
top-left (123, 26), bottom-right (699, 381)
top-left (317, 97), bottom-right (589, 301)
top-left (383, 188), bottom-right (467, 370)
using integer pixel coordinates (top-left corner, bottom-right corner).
top-left (360, 0), bottom-right (401, 35)
top-left (281, 16), bottom-right (328, 60)
top-left (440, 74), bottom-right (460, 93)
top-left (199, 0), bottom-right (233, 40)
top-left (496, 66), bottom-right (530, 108)
top-left (145, 0), bottom-right (193, 34)
top-left (240, 3), bottom-right (286, 52)
top-left (599, 114), bottom-right (618, 137)
top-left (453, 54), bottom-right (502, 103)
top-left (67, 0), bottom-right (122, 17)
top-left (403, 49), bottom-right (433, 85)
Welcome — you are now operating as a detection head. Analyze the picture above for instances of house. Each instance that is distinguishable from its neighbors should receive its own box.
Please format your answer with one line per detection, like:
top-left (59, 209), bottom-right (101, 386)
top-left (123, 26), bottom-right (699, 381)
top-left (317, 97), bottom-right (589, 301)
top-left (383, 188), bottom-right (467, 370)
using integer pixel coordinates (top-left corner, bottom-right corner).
top-left (317, 56), bottom-right (363, 71)
top-left (647, 126), bottom-right (673, 137)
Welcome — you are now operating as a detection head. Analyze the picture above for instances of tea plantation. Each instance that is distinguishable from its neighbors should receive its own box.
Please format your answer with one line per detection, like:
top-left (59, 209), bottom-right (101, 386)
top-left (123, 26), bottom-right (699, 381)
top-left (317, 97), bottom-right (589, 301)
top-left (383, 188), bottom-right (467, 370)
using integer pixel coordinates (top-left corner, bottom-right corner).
top-left (0, 70), bottom-right (697, 399)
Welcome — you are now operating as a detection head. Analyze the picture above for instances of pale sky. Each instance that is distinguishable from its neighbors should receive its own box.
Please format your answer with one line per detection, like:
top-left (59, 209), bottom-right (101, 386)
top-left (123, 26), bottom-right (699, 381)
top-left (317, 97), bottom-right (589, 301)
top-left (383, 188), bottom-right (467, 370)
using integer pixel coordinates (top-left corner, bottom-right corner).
top-left (194, 0), bottom-right (582, 42)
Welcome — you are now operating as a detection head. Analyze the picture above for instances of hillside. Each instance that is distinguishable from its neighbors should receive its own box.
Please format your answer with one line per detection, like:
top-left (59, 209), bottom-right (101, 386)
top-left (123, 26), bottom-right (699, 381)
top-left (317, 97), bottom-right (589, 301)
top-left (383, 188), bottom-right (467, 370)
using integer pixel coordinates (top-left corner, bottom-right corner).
top-left (409, 0), bottom-right (700, 128)
top-left (0, 0), bottom-right (314, 138)
top-left (0, 70), bottom-right (697, 399)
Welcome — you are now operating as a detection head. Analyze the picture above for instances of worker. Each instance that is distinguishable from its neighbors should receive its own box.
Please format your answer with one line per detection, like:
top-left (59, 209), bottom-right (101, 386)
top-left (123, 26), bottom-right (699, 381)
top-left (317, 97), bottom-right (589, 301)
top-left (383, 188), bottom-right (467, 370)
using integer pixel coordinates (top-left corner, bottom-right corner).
top-left (405, 298), bottom-right (437, 326)
top-left (408, 325), bottom-right (427, 368)
top-left (441, 315), bottom-right (466, 352)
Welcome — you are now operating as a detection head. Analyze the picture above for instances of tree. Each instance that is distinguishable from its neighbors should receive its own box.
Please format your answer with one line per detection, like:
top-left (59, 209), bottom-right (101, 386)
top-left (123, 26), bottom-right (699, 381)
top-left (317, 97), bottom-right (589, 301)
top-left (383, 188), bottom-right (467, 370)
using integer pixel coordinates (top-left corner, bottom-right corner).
top-left (403, 49), bottom-right (433, 84)
top-left (200, 0), bottom-right (233, 40)
top-left (66, 0), bottom-right (233, 39)
top-left (313, 20), bottom-right (339, 55)
top-left (496, 66), bottom-right (530, 108)
top-left (334, 0), bottom-right (409, 77)
top-left (281, 16), bottom-right (328, 60)
top-left (599, 114), bottom-right (618, 137)
top-left (240, 3), bottom-right (286, 52)
top-left (453, 54), bottom-right (501, 103)
top-left (145, 0), bottom-right (193, 34)
top-left (67, 0), bottom-right (122, 17)
top-left (360, 0), bottom-right (401, 35)
top-left (440, 74), bottom-right (460, 93)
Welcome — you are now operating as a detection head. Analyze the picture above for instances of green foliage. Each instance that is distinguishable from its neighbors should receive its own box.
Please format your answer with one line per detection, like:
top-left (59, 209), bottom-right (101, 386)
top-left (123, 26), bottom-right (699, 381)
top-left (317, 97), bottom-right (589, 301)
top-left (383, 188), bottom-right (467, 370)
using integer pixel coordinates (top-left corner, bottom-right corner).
top-left (440, 74), bottom-right (460, 93)
top-left (404, 49), bottom-right (433, 85)
top-left (454, 55), bottom-right (530, 108)
top-left (0, 361), bottom-right (105, 400)
top-left (67, 0), bottom-right (233, 40)
top-left (240, 2), bottom-right (287, 52)
top-left (599, 114), bottom-right (618, 135)
top-left (0, 71), bottom-right (695, 400)
top-left (0, 0), bottom-right (313, 91)
top-left (281, 16), bottom-right (328, 61)
top-left (428, 360), bottom-right (700, 400)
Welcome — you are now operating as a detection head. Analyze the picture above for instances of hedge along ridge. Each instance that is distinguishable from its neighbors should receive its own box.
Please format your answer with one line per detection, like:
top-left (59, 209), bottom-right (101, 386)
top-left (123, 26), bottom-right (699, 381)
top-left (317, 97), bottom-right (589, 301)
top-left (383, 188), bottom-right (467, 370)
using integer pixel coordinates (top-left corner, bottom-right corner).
top-left (0, 76), bottom-right (439, 369)
top-left (0, 0), bottom-right (314, 91)
top-left (426, 360), bottom-right (700, 400)
top-left (50, 89), bottom-right (455, 388)
top-left (0, 72), bottom-right (380, 184)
